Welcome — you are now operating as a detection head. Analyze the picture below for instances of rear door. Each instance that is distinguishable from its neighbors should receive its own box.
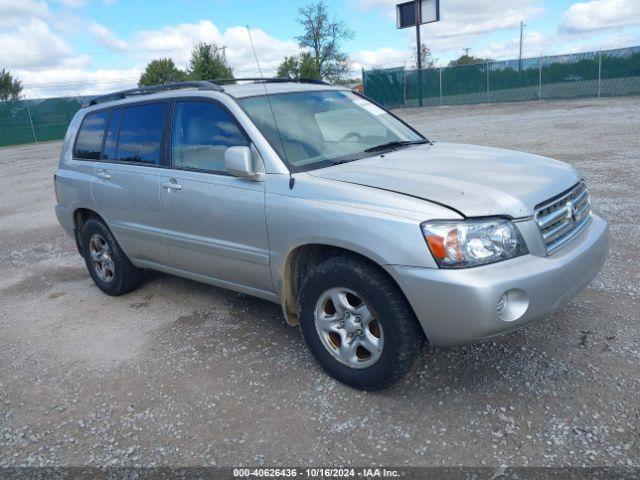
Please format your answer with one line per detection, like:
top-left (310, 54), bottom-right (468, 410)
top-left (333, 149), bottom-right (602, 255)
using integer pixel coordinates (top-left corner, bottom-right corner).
top-left (160, 99), bottom-right (272, 294)
top-left (91, 101), bottom-right (172, 265)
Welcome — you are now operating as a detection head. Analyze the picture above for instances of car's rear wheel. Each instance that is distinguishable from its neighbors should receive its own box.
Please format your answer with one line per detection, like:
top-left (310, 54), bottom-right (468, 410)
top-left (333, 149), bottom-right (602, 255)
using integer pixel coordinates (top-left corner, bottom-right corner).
top-left (298, 255), bottom-right (425, 390)
top-left (81, 218), bottom-right (142, 296)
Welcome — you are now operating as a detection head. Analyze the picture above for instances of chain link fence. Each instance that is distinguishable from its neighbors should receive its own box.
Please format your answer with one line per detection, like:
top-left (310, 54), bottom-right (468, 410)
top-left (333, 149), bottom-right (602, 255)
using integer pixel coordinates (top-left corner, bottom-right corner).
top-left (0, 97), bottom-right (84, 147)
top-left (363, 45), bottom-right (640, 109)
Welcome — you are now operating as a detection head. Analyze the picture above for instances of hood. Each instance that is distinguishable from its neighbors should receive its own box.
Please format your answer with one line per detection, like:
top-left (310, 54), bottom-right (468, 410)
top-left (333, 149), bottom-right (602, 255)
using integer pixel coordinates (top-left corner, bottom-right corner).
top-left (308, 142), bottom-right (581, 218)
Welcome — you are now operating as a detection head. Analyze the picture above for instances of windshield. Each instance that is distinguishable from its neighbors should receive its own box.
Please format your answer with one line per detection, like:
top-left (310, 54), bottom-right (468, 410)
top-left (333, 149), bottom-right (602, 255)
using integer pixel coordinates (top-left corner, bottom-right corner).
top-left (238, 90), bottom-right (425, 172)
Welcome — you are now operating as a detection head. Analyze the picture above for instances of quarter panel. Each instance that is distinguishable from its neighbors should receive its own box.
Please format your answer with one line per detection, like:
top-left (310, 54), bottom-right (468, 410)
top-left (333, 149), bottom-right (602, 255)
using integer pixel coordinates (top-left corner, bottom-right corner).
top-left (56, 112), bottom-right (98, 222)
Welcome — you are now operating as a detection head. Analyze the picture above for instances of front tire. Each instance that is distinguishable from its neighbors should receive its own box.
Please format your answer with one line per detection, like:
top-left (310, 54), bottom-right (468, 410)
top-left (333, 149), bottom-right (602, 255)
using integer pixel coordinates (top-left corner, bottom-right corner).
top-left (81, 218), bottom-right (142, 296)
top-left (298, 255), bottom-right (425, 390)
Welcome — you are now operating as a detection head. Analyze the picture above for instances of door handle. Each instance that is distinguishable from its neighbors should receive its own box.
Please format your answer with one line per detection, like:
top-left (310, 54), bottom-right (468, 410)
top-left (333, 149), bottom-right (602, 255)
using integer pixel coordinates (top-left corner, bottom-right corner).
top-left (96, 169), bottom-right (111, 180)
top-left (162, 181), bottom-right (182, 191)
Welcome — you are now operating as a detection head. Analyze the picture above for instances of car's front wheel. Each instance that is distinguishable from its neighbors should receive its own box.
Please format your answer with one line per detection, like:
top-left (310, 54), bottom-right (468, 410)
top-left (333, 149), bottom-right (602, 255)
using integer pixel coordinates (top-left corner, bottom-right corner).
top-left (298, 255), bottom-right (425, 390)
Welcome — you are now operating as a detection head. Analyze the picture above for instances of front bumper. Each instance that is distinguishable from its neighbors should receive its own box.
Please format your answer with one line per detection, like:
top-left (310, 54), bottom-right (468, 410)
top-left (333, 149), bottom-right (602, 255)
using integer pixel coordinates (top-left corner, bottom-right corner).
top-left (386, 214), bottom-right (609, 347)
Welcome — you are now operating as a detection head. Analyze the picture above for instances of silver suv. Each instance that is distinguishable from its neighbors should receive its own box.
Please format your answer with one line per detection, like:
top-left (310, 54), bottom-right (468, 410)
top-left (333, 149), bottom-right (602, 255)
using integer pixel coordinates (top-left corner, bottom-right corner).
top-left (55, 79), bottom-right (609, 390)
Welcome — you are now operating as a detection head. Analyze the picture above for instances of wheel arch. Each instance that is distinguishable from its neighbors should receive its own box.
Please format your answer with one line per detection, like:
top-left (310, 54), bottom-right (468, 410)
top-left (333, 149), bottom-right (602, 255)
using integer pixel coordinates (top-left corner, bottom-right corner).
top-left (280, 242), bottom-right (414, 327)
top-left (73, 208), bottom-right (106, 254)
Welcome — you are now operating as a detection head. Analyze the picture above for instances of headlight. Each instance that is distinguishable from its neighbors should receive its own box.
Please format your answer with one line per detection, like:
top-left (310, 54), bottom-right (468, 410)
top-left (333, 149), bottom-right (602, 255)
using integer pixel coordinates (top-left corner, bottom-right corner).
top-left (421, 219), bottom-right (528, 268)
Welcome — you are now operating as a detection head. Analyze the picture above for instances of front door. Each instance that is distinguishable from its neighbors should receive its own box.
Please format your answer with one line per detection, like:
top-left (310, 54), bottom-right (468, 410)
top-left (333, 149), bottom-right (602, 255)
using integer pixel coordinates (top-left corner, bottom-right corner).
top-left (160, 99), bottom-right (272, 294)
top-left (91, 102), bottom-right (172, 265)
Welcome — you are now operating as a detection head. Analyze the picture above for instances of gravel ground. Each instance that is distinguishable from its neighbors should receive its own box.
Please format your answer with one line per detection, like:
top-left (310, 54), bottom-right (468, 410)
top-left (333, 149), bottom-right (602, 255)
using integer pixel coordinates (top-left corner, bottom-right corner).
top-left (0, 97), bottom-right (638, 468)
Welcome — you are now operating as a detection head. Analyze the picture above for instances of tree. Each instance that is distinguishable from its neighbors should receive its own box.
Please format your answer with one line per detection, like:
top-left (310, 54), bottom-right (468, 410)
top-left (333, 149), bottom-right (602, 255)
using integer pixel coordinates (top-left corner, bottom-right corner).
top-left (276, 52), bottom-right (320, 80)
top-left (188, 43), bottom-right (233, 80)
top-left (411, 44), bottom-right (435, 69)
top-left (449, 54), bottom-right (492, 67)
top-left (295, 1), bottom-right (354, 82)
top-left (0, 69), bottom-right (22, 101)
top-left (138, 59), bottom-right (187, 87)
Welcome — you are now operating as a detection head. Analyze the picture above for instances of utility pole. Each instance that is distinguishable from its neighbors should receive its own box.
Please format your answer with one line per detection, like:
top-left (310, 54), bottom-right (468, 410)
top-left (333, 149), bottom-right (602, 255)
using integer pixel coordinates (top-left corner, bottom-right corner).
top-left (416, 21), bottom-right (423, 107)
top-left (463, 47), bottom-right (471, 57)
top-left (518, 21), bottom-right (526, 72)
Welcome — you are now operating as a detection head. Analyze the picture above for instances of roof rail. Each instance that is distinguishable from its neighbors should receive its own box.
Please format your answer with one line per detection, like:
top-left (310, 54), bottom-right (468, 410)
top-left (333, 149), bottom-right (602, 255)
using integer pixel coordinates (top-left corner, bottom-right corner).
top-left (212, 77), bottom-right (331, 86)
top-left (85, 80), bottom-right (223, 107)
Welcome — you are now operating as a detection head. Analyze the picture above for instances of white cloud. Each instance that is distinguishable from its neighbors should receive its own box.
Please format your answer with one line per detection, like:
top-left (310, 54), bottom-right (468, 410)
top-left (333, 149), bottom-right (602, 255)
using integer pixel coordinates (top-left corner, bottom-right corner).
top-left (133, 20), bottom-right (300, 77)
top-left (89, 21), bottom-right (127, 51)
top-left (222, 26), bottom-right (300, 76)
top-left (10, 17), bottom-right (302, 97)
top-left (60, 0), bottom-right (86, 7)
top-left (559, 0), bottom-right (640, 34)
top-left (0, 0), bottom-right (49, 27)
top-left (18, 67), bottom-right (141, 98)
top-left (0, 19), bottom-right (75, 69)
top-left (474, 30), bottom-right (547, 60)
top-left (352, 47), bottom-right (409, 70)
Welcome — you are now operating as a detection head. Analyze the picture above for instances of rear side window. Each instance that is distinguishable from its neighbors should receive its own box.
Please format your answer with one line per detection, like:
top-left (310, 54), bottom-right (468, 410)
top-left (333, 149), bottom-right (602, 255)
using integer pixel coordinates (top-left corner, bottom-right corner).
top-left (171, 101), bottom-right (248, 173)
top-left (116, 102), bottom-right (168, 165)
top-left (74, 110), bottom-right (110, 159)
top-left (102, 108), bottom-right (122, 161)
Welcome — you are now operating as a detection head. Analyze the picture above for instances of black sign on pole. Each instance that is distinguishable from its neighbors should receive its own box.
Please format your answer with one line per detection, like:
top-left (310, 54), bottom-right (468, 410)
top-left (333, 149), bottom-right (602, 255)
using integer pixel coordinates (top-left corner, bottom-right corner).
top-left (396, 1), bottom-right (418, 29)
top-left (396, 0), bottom-right (440, 107)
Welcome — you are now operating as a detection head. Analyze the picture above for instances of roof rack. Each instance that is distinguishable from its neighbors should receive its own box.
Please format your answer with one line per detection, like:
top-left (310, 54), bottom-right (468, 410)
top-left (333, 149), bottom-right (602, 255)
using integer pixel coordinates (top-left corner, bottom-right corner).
top-left (84, 78), bottom-right (331, 107)
top-left (86, 81), bottom-right (223, 107)
top-left (212, 77), bottom-right (331, 86)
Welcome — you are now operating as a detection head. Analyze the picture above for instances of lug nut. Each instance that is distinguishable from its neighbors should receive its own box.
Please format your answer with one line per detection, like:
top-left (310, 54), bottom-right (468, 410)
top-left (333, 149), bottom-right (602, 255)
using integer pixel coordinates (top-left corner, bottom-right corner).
top-left (356, 329), bottom-right (363, 336)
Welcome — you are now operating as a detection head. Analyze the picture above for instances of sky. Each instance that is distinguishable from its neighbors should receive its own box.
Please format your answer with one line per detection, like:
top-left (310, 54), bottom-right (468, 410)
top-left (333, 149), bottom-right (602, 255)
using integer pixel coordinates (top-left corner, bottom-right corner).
top-left (1, 0), bottom-right (639, 98)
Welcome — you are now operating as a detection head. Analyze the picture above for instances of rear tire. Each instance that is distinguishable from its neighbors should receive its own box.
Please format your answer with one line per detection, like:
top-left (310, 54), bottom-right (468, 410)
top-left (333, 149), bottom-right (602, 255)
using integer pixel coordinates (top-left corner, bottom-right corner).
top-left (81, 218), bottom-right (142, 296)
top-left (298, 255), bottom-right (425, 391)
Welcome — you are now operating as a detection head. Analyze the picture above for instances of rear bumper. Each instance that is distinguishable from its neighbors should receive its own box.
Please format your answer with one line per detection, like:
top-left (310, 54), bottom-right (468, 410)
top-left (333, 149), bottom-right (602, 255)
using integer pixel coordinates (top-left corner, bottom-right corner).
top-left (386, 215), bottom-right (609, 347)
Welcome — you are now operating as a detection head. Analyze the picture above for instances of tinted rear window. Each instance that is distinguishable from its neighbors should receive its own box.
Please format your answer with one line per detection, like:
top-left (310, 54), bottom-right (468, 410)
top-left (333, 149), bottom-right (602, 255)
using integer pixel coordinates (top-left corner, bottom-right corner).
top-left (102, 108), bottom-right (122, 161)
top-left (116, 102), bottom-right (168, 165)
top-left (74, 110), bottom-right (110, 159)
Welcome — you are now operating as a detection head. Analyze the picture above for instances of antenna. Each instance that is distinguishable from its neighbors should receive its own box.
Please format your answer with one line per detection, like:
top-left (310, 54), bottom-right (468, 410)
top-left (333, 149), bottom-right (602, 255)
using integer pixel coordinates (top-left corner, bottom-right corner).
top-left (245, 26), bottom-right (294, 189)
top-left (246, 27), bottom-right (264, 79)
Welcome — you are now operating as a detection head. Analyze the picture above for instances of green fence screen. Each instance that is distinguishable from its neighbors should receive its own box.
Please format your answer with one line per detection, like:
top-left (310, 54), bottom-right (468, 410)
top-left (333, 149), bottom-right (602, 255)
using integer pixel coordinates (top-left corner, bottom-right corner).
top-left (364, 45), bottom-right (640, 109)
top-left (0, 97), bottom-right (83, 147)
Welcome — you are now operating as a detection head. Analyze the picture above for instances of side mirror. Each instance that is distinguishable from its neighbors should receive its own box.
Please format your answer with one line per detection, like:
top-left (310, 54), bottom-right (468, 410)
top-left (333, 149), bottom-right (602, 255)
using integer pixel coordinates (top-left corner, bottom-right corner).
top-left (225, 146), bottom-right (260, 180)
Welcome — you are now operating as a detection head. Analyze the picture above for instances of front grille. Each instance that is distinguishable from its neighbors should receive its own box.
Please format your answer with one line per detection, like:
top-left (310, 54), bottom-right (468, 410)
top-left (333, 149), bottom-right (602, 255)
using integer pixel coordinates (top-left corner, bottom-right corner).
top-left (535, 182), bottom-right (592, 254)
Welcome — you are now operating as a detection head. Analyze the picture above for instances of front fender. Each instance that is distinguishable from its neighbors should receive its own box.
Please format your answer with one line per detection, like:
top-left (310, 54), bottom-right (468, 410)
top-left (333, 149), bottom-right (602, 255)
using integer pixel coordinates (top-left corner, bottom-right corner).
top-left (265, 173), bottom-right (459, 298)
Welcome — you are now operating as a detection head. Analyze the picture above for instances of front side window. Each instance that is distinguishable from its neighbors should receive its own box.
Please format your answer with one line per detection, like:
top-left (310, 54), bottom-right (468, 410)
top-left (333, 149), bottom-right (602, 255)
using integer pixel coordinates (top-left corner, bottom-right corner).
top-left (116, 102), bottom-right (168, 165)
top-left (238, 90), bottom-right (424, 172)
top-left (170, 101), bottom-right (249, 173)
top-left (74, 110), bottom-right (110, 159)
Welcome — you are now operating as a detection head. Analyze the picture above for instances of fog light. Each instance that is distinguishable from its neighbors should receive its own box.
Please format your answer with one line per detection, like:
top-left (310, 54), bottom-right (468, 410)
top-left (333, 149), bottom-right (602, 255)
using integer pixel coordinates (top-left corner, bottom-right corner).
top-left (497, 289), bottom-right (529, 322)
top-left (497, 293), bottom-right (508, 315)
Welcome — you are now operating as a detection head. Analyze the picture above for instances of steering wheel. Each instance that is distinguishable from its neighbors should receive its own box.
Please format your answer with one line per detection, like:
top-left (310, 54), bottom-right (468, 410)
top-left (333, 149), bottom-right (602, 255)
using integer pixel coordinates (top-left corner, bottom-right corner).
top-left (339, 132), bottom-right (362, 142)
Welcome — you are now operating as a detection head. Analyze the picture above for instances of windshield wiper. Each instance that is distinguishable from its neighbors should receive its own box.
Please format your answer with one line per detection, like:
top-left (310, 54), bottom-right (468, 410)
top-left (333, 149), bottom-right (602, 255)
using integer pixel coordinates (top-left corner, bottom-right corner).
top-left (364, 139), bottom-right (429, 153)
top-left (332, 158), bottom-right (357, 165)
top-left (330, 139), bottom-right (430, 166)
